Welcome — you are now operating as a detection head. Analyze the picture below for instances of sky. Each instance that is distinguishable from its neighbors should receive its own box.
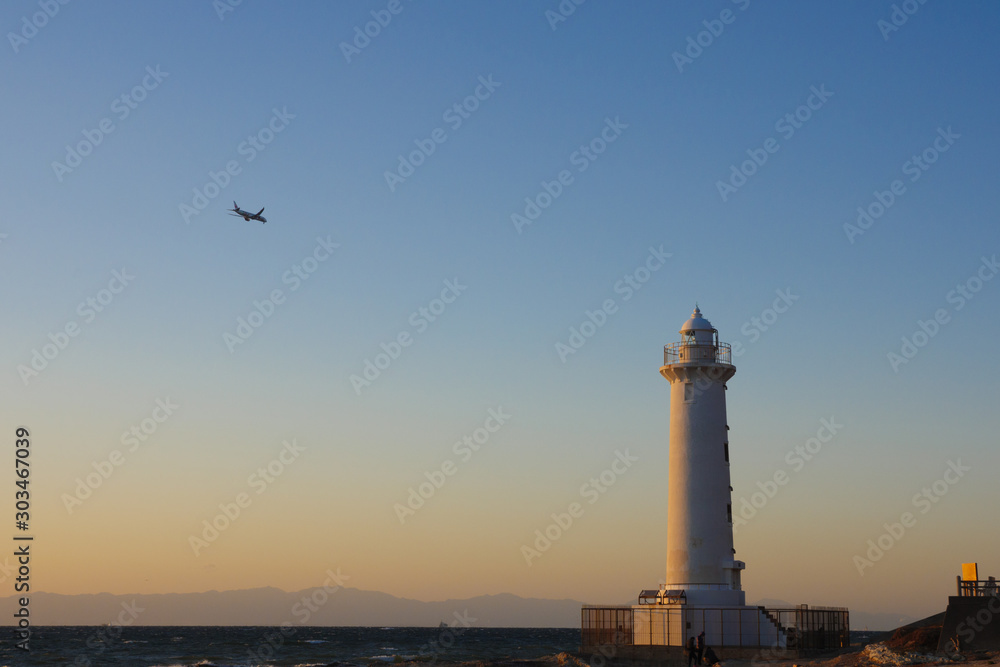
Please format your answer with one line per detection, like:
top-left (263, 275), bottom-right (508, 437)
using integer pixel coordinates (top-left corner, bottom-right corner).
top-left (1, 0), bottom-right (999, 626)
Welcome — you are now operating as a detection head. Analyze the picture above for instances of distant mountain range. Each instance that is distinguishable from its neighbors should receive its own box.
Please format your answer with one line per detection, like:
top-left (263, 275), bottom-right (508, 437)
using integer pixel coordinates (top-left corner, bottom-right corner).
top-left (1, 587), bottom-right (582, 627)
top-left (0, 587), bottom-right (915, 630)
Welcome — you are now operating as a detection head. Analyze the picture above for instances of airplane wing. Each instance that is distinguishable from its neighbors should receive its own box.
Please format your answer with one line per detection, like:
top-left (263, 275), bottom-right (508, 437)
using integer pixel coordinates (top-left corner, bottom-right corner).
top-left (256, 207), bottom-right (265, 216)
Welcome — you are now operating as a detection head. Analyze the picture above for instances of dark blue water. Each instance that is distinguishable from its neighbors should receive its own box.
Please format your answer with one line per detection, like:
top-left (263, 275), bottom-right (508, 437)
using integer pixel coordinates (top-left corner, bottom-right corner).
top-left (0, 627), bottom-right (880, 666)
top-left (0, 626), bottom-right (583, 667)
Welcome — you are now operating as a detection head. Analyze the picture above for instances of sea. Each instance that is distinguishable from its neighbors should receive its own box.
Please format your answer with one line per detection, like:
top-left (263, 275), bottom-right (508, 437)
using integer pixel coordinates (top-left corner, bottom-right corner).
top-left (0, 626), bottom-right (584, 667)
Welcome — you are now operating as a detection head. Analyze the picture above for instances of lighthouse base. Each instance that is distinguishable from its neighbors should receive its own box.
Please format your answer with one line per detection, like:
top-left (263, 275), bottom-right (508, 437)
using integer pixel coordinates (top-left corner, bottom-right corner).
top-left (633, 603), bottom-right (784, 648)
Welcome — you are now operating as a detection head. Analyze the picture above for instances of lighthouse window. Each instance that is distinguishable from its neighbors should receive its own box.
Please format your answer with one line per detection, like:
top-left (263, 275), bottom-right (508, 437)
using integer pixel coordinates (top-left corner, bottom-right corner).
top-left (727, 503), bottom-right (733, 523)
top-left (684, 383), bottom-right (694, 402)
top-left (724, 442), bottom-right (729, 462)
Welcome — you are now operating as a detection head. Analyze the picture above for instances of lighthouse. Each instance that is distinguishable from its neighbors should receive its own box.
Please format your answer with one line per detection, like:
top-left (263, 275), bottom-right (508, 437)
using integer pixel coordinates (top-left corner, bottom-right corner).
top-left (659, 306), bottom-right (745, 607)
top-left (580, 305), bottom-right (849, 655)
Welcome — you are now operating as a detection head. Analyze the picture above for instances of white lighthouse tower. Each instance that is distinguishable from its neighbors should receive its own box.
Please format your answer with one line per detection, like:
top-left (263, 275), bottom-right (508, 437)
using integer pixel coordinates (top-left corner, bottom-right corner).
top-left (580, 306), bottom-right (849, 654)
top-left (659, 306), bottom-right (745, 607)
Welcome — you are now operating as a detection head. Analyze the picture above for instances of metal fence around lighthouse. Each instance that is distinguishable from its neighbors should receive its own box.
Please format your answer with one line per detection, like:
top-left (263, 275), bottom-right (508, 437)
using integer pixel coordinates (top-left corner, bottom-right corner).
top-left (581, 605), bottom-right (849, 652)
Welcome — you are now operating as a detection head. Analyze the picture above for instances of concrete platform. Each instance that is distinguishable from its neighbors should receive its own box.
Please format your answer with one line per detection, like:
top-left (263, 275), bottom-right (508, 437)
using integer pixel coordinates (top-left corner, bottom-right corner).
top-left (937, 596), bottom-right (1000, 652)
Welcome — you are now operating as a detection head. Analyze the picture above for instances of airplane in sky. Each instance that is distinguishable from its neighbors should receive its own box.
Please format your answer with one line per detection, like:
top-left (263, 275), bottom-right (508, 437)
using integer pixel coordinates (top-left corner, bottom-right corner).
top-left (229, 201), bottom-right (267, 224)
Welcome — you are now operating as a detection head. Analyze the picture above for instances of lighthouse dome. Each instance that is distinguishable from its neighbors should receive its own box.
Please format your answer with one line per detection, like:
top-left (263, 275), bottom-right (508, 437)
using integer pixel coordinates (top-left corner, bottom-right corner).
top-left (680, 306), bottom-right (715, 334)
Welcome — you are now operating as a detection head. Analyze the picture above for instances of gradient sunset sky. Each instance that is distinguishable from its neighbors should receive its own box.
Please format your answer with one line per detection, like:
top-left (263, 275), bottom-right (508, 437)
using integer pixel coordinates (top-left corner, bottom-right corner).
top-left (2, 0), bottom-right (999, 625)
